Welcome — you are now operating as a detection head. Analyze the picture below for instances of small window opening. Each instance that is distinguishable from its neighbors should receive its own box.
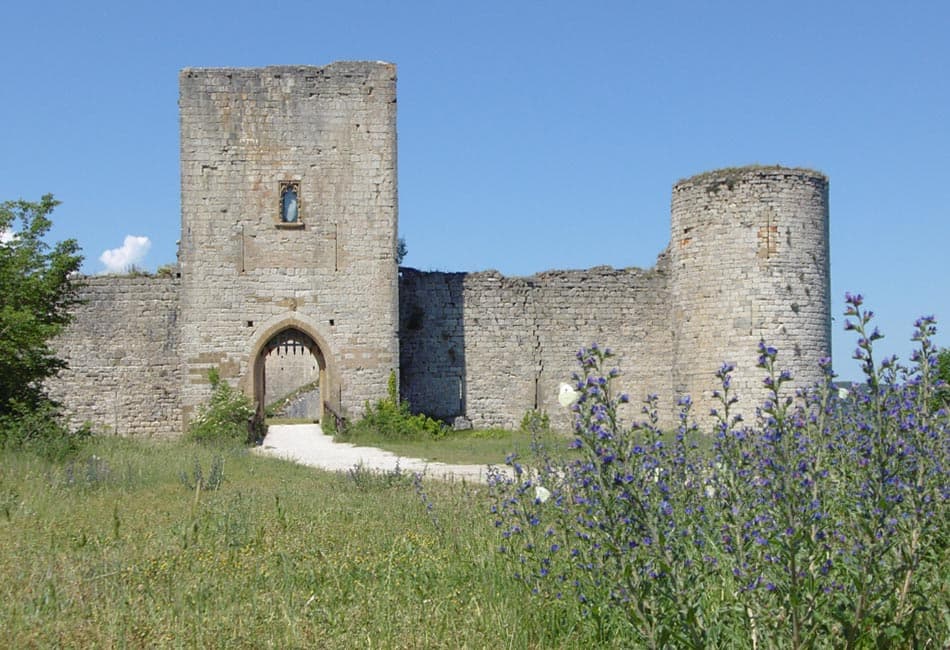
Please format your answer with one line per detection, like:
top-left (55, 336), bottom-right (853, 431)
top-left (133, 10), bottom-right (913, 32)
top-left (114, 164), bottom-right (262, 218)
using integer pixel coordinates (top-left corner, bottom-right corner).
top-left (279, 181), bottom-right (300, 223)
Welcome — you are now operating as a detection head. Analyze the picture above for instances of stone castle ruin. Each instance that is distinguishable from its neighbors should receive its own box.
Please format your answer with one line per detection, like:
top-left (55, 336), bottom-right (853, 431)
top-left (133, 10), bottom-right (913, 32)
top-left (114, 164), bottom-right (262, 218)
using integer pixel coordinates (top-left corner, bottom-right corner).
top-left (49, 62), bottom-right (831, 436)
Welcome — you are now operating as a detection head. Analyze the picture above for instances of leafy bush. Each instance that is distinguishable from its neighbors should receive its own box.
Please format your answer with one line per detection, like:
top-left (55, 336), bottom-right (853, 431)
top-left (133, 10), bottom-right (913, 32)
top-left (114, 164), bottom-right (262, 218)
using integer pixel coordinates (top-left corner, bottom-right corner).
top-left (321, 410), bottom-right (339, 435)
top-left (186, 368), bottom-right (257, 445)
top-left (489, 296), bottom-right (949, 649)
top-left (337, 370), bottom-right (446, 441)
top-left (519, 409), bottom-right (551, 435)
top-left (0, 400), bottom-right (91, 461)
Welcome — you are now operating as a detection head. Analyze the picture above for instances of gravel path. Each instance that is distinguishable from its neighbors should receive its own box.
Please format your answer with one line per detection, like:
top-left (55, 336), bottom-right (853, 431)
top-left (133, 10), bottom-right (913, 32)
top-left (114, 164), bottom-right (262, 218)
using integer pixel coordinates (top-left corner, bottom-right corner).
top-left (255, 423), bottom-right (504, 483)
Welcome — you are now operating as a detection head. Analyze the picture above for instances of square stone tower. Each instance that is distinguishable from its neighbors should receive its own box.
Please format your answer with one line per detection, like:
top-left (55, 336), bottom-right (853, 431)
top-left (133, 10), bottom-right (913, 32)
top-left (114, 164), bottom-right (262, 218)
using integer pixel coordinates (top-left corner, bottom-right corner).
top-left (178, 62), bottom-right (399, 425)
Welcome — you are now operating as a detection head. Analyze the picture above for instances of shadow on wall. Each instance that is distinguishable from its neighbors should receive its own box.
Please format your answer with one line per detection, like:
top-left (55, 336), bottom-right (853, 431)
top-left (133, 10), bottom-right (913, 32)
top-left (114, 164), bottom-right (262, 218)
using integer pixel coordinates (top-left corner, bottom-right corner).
top-left (398, 269), bottom-right (466, 421)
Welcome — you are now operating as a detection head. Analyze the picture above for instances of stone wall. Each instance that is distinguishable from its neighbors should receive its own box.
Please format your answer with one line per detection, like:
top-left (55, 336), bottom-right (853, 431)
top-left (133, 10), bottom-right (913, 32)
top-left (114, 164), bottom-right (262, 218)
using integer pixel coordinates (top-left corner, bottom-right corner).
top-left (399, 263), bottom-right (673, 430)
top-left (46, 61), bottom-right (833, 437)
top-left (263, 344), bottom-right (320, 406)
top-left (178, 63), bottom-right (400, 426)
top-left (271, 388), bottom-right (321, 421)
top-left (48, 275), bottom-right (181, 438)
top-left (400, 166), bottom-right (830, 431)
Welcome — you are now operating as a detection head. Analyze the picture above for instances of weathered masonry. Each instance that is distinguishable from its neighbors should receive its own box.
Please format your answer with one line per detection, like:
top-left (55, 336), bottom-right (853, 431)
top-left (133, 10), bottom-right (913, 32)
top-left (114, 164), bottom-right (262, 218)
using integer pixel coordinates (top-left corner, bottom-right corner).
top-left (49, 62), bottom-right (831, 436)
top-left (399, 163), bottom-right (831, 429)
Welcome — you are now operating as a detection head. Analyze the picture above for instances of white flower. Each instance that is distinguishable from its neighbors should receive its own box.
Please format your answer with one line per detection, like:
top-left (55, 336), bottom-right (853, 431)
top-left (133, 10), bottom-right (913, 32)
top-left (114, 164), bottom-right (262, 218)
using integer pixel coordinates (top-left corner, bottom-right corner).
top-left (534, 485), bottom-right (551, 503)
top-left (705, 484), bottom-right (716, 498)
top-left (558, 383), bottom-right (579, 407)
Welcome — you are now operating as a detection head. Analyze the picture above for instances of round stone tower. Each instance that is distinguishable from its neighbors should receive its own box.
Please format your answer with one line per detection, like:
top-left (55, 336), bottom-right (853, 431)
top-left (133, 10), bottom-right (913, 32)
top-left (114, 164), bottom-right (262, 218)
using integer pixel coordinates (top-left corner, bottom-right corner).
top-left (669, 166), bottom-right (830, 423)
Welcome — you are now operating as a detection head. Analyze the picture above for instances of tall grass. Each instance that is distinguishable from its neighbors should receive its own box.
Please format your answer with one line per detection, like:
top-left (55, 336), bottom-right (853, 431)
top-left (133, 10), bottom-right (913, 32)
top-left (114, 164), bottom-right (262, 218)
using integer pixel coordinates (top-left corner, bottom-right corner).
top-left (0, 437), bottom-right (613, 648)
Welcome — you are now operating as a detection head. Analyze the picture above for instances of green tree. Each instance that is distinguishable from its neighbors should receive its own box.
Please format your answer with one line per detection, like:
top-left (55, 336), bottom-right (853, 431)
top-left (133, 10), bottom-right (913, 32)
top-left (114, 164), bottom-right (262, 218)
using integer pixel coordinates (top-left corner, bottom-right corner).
top-left (0, 195), bottom-right (83, 413)
top-left (936, 347), bottom-right (950, 410)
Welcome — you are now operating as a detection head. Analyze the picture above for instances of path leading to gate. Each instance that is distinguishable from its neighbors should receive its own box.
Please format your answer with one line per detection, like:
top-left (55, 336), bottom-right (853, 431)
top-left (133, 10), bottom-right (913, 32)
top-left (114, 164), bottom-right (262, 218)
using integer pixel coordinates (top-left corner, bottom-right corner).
top-left (255, 423), bottom-right (506, 483)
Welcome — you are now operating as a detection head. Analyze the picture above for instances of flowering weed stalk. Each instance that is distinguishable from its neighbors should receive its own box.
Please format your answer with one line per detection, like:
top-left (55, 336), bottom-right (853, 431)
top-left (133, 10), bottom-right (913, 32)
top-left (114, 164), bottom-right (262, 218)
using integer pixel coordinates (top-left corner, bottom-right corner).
top-left (491, 345), bottom-right (719, 647)
top-left (489, 300), bottom-right (949, 649)
top-left (820, 295), bottom-right (949, 648)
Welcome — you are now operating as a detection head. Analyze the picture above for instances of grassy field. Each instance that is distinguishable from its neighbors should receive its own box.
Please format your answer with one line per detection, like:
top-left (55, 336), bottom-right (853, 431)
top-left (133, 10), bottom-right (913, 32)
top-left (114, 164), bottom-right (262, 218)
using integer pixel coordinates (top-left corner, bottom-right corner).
top-left (4, 417), bottom-right (941, 647)
top-left (0, 436), bottom-right (607, 648)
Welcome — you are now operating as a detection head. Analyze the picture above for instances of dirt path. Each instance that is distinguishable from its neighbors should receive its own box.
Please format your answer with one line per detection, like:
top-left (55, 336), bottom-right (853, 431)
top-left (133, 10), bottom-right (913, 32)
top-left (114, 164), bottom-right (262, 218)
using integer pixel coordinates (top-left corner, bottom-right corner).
top-left (255, 423), bottom-right (504, 483)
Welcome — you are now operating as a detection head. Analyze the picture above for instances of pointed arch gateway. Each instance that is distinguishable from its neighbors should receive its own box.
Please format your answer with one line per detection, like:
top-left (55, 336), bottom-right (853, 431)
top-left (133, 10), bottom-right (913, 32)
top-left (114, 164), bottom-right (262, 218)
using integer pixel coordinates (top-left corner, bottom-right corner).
top-left (248, 321), bottom-right (338, 425)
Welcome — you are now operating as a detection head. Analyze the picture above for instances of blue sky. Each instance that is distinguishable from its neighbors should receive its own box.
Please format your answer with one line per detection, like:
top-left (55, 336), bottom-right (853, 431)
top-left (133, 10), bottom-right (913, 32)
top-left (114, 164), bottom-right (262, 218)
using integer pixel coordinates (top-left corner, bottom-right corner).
top-left (1, 1), bottom-right (947, 381)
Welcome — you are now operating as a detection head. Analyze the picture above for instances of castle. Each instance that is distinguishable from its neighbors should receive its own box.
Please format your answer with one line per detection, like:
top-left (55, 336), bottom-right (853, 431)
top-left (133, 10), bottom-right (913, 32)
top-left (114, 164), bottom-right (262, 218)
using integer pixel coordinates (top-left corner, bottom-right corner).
top-left (49, 62), bottom-right (831, 436)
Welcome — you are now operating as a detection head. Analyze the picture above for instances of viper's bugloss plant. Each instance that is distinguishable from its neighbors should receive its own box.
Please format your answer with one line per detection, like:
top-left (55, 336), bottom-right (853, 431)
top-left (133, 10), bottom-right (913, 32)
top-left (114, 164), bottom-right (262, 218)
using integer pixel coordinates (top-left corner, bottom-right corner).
top-left (488, 298), bottom-right (949, 649)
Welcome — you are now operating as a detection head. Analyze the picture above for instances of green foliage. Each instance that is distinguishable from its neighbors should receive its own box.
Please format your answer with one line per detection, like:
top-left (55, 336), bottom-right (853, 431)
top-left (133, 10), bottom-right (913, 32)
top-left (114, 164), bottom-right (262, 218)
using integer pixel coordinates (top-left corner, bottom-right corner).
top-left (0, 400), bottom-right (91, 461)
top-left (321, 411), bottom-right (338, 435)
top-left (0, 195), bottom-right (85, 458)
top-left (387, 368), bottom-right (398, 403)
top-left (179, 455), bottom-right (225, 491)
top-left (936, 347), bottom-right (950, 410)
top-left (351, 394), bottom-right (445, 440)
top-left (186, 368), bottom-right (257, 445)
top-left (155, 264), bottom-right (178, 278)
top-left (0, 194), bottom-right (82, 412)
top-left (0, 436), bottom-right (612, 647)
top-left (337, 370), bottom-right (446, 441)
top-left (344, 461), bottom-right (412, 491)
top-left (56, 453), bottom-right (113, 490)
top-left (519, 409), bottom-right (550, 435)
top-left (117, 264), bottom-right (150, 277)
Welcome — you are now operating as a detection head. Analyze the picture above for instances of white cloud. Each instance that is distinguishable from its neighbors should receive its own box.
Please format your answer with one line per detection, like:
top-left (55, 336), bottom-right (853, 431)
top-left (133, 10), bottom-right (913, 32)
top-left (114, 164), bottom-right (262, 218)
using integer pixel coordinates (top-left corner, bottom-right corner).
top-left (99, 235), bottom-right (151, 273)
top-left (0, 228), bottom-right (14, 243)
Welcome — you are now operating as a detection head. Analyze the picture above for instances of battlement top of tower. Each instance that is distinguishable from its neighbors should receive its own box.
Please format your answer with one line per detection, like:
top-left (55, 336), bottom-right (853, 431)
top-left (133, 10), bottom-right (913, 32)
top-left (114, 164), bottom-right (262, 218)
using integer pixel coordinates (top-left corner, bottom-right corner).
top-left (673, 165), bottom-right (827, 193)
top-left (179, 61), bottom-right (395, 80)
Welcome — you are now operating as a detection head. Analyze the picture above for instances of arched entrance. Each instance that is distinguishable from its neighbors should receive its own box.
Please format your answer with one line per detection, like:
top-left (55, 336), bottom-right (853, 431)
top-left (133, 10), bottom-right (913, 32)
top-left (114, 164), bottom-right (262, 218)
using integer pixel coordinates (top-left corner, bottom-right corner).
top-left (252, 327), bottom-right (328, 423)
